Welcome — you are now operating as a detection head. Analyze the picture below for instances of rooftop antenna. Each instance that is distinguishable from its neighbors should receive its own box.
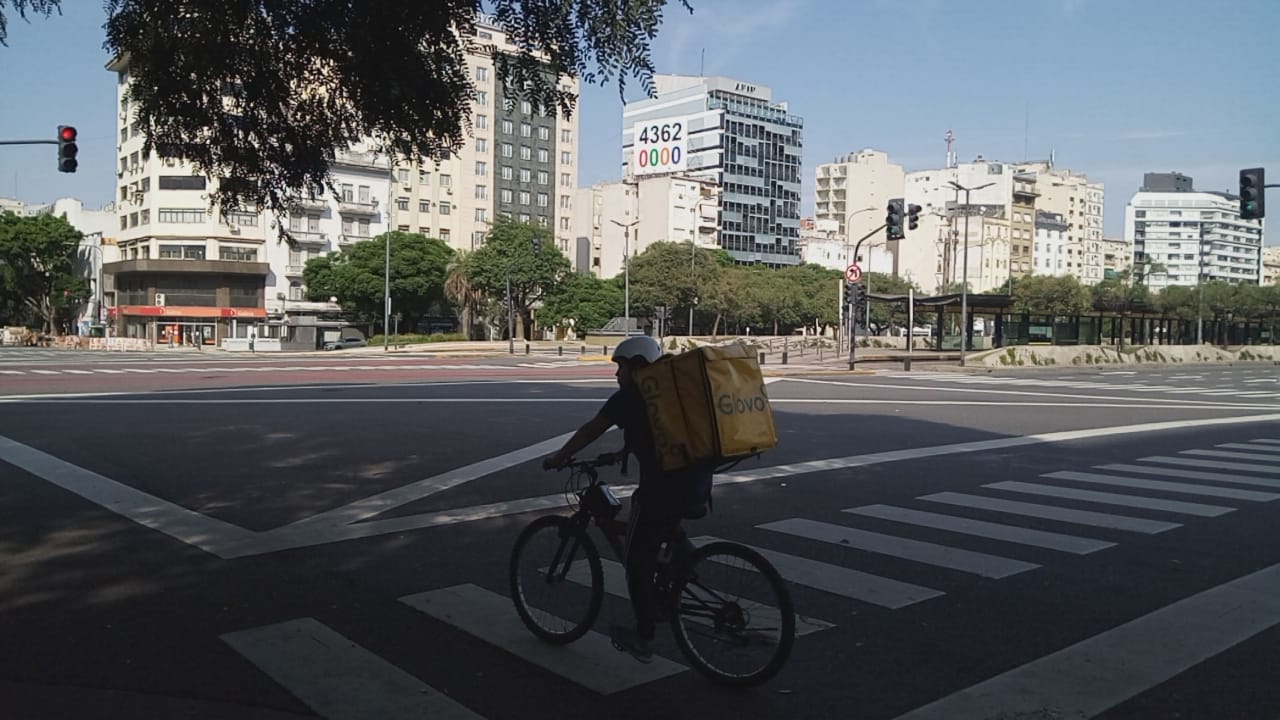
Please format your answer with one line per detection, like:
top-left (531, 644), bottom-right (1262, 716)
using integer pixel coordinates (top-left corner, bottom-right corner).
top-left (944, 129), bottom-right (956, 169)
top-left (700, 48), bottom-right (705, 76)
top-left (1023, 102), bottom-right (1029, 161)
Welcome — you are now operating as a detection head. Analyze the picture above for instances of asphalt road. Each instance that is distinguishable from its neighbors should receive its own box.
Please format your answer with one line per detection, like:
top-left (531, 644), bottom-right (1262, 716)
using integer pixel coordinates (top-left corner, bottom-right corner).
top-left (1, 354), bottom-right (1278, 720)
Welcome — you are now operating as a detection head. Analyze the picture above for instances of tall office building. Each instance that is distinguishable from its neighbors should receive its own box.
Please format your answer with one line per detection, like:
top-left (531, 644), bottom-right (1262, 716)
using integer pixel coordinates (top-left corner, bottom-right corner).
top-left (1125, 172), bottom-right (1264, 291)
top-left (389, 14), bottom-right (580, 257)
top-left (622, 75), bottom-right (803, 265)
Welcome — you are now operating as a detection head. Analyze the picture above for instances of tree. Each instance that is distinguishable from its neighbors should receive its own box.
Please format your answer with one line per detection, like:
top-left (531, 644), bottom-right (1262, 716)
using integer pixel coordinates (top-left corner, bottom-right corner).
top-left (466, 218), bottom-right (570, 339)
top-left (444, 251), bottom-right (485, 340)
top-left (539, 273), bottom-right (624, 336)
top-left (0, 0), bottom-right (58, 45)
top-left (1009, 275), bottom-right (1091, 316)
top-left (304, 232), bottom-right (453, 331)
top-left (0, 0), bottom-right (692, 221)
top-left (862, 271), bottom-right (918, 335)
top-left (626, 242), bottom-right (733, 334)
top-left (0, 212), bottom-right (85, 333)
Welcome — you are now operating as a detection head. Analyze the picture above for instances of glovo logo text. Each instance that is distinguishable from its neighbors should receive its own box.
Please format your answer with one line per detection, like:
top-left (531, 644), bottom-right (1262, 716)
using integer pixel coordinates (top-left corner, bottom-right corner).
top-left (717, 384), bottom-right (769, 415)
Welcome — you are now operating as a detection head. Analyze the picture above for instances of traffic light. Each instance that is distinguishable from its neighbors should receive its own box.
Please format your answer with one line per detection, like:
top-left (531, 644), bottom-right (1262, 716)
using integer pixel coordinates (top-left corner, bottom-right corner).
top-left (885, 199), bottom-right (904, 240)
top-left (907, 203), bottom-right (922, 231)
top-left (57, 125), bottom-right (78, 173)
top-left (532, 237), bottom-right (542, 255)
top-left (1239, 167), bottom-right (1265, 220)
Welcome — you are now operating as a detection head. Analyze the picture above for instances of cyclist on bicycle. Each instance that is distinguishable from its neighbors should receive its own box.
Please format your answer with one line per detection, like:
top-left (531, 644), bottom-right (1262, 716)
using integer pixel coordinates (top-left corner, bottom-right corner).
top-left (543, 335), bottom-right (713, 663)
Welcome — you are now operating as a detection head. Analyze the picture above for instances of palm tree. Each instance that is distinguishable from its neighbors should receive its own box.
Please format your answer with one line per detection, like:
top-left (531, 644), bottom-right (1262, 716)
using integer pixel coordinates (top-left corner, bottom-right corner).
top-left (444, 251), bottom-right (483, 339)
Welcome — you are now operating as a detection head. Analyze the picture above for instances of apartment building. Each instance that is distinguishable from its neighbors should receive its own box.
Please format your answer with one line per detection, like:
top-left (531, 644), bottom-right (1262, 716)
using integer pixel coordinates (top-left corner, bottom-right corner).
top-left (622, 75), bottom-right (803, 265)
top-left (1034, 211), bottom-right (1069, 277)
top-left (572, 175), bottom-right (720, 279)
top-left (1014, 160), bottom-right (1105, 284)
top-left (814, 149), bottom-right (905, 260)
top-left (1101, 236), bottom-right (1134, 280)
top-left (389, 14), bottom-right (580, 257)
top-left (1125, 172), bottom-right (1265, 291)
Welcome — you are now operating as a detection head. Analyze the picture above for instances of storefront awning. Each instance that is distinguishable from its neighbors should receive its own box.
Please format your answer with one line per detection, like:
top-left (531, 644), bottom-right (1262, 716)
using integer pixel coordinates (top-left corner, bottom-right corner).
top-left (118, 305), bottom-right (267, 318)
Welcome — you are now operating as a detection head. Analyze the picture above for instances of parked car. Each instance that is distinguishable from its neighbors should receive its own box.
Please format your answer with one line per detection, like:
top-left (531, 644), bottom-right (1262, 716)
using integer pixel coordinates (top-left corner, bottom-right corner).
top-left (323, 337), bottom-right (368, 351)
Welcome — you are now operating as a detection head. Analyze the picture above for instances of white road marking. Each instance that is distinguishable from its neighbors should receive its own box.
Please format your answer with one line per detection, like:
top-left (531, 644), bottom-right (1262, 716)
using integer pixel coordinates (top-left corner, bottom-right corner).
top-left (400, 584), bottom-right (685, 694)
top-left (690, 535), bottom-right (945, 609)
top-left (1138, 455), bottom-right (1280, 475)
top-left (1096, 463), bottom-right (1280, 489)
top-left (1045, 470), bottom-right (1280, 502)
top-left (891, 561), bottom-right (1280, 720)
top-left (1181, 448), bottom-right (1280, 462)
top-left (221, 618), bottom-right (483, 720)
top-left (844, 504), bottom-right (1115, 554)
top-left (984, 481), bottom-right (1235, 517)
top-left (921, 493), bottom-right (1180, 534)
top-left (0, 435), bottom-right (255, 556)
top-left (759, 518), bottom-right (1039, 579)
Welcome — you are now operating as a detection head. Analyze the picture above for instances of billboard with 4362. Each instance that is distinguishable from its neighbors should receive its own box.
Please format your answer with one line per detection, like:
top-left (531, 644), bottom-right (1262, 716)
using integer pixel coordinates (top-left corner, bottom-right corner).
top-left (631, 116), bottom-right (689, 177)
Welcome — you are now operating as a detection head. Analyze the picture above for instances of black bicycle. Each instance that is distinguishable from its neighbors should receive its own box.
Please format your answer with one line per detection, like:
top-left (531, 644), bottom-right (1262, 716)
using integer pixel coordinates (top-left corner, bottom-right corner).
top-left (508, 457), bottom-right (795, 687)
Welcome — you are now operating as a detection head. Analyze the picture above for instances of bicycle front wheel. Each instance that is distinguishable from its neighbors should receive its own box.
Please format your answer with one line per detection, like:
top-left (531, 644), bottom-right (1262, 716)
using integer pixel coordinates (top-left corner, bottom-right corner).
top-left (670, 541), bottom-right (796, 687)
top-left (509, 515), bottom-right (604, 644)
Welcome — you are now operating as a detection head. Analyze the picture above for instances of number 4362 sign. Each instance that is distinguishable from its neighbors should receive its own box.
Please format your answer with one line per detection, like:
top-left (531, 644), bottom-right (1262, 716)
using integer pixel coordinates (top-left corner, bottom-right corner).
top-left (632, 116), bottom-right (688, 177)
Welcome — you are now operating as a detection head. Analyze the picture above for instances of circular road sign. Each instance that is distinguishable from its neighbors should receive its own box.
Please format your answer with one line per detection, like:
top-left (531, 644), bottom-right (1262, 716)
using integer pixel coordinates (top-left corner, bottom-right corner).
top-left (845, 264), bottom-right (862, 283)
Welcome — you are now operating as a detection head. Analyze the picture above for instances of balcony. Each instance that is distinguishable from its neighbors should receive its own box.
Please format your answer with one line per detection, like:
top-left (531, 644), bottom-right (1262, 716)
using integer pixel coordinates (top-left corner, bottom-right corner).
top-left (287, 229), bottom-right (329, 245)
top-left (103, 258), bottom-right (270, 277)
top-left (285, 265), bottom-right (306, 276)
top-left (290, 196), bottom-right (329, 213)
top-left (338, 234), bottom-right (373, 245)
top-left (338, 200), bottom-right (379, 217)
top-left (333, 150), bottom-right (389, 172)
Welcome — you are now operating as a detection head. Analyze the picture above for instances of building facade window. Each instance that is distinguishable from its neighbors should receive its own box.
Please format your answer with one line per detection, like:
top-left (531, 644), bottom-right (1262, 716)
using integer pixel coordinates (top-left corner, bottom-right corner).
top-left (158, 208), bottom-right (205, 223)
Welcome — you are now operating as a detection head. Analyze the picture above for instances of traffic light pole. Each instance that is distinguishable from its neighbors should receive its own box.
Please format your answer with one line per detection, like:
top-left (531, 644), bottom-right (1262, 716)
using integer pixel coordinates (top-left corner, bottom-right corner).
top-left (847, 223), bottom-right (887, 370)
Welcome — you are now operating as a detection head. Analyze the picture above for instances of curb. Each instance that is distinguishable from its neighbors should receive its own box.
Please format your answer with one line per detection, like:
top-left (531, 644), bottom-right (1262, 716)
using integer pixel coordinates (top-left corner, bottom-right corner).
top-left (577, 355), bottom-right (612, 362)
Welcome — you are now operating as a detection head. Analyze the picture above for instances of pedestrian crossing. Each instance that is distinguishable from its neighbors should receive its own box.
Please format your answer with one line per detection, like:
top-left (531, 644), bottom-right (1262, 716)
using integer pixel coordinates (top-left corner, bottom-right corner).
top-left (219, 438), bottom-right (1280, 718)
top-left (0, 361), bottom-right (586, 376)
top-left (881, 372), bottom-right (1280, 400)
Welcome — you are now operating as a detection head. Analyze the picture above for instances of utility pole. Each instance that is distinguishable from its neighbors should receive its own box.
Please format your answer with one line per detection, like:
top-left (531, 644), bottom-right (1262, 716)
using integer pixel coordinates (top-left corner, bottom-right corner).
top-left (948, 181), bottom-right (994, 367)
top-left (846, 223), bottom-right (888, 370)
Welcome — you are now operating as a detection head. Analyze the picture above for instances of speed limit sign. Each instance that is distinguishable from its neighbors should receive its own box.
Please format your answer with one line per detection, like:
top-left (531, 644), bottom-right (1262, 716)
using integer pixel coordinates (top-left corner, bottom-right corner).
top-left (845, 264), bottom-right (862, 283)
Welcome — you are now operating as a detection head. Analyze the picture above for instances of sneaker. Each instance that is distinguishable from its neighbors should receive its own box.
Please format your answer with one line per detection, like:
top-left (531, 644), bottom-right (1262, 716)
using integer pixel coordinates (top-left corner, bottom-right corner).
top-left (609, 625), bottom-right (654, 664)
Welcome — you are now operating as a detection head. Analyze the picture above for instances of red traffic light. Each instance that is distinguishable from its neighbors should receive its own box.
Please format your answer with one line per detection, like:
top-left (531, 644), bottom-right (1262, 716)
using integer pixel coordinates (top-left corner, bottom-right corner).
top-left (59, 126), bottom-right (77, 142)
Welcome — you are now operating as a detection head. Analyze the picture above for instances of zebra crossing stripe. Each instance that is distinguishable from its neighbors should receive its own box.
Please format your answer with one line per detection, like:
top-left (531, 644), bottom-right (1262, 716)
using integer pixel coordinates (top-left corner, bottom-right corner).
top-left (0, 370), bottom-right (23, 374)
top-left (843, 505), bottom-right (1115, 555)
top-left (29, 369), bottom-right (59, 375)
top-left (62, 369), bottom-right (93, 374)
top-left (561, 557), bottom-right (834, 635)
top-left (1045, 471), bottom-right (1280, 502)
top-left (984, 481), bottom-right (1235, 517)
top-left (758, 518), bottom-right (1038, 579)
top-left (691, 534), bottom-right (945, 609)
top-left (1251, 438), bottom-right (1280, 445)
top-left (1217, 442), bottom-right (1280, 454)
top-left (1181, 448), bottom-right (1280, 463)
top-left (221, 617), bottom-right (483, 720)
top-left (400, 583), bottom-right (685, 695)
top-left (891, 561), bottom-right (1280, 720)
top-left (1095, 463), bottom-right (1280, 489)
top-left (920, 492), bottom-right (1180, 534)
top-left (1138, 455), bottom-right (1280, 475)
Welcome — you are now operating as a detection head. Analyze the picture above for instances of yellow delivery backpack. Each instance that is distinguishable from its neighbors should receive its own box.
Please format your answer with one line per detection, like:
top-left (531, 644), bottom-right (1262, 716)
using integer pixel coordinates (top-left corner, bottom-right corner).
top-left (633, 342), bottom-right (778, 472)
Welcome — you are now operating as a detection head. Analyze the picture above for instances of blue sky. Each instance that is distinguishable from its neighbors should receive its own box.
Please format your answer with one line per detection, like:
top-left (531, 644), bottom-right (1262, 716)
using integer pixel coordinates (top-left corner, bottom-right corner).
top-left (1, 0), bottom-right (1277, 239)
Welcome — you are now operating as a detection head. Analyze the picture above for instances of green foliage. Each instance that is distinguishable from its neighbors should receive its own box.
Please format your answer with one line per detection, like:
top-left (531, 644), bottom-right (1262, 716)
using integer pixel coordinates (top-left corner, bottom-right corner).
top-left (862, 271), bottom-right (919, 334)
top-left (368, 332), bottom-right (469, 346)
top-left (1009, 274), bottom-right (1091, 316)
top-left (303, 231), bottom-right (453, 330)
top-left (0, 211), bottom-right (87, 332)
top-left (21, 0), bottom-right (695, 220)
top-left (540, 273), bottom-right (623, 334)
top-left (466, 218), bottom-right (571, 339)
top-left (0, 0), bottom-right (59, 45)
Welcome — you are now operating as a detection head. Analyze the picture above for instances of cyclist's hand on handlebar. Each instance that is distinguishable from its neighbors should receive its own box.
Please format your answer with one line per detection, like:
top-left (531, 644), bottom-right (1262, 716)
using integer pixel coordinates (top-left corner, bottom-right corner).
top-left (542, 451), bottom-right (571, 471)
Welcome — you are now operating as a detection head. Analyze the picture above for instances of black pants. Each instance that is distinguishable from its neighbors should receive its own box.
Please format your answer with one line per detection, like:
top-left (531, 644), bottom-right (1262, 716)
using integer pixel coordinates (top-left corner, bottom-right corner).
top-left (624, 500), bottom-right (687, 641)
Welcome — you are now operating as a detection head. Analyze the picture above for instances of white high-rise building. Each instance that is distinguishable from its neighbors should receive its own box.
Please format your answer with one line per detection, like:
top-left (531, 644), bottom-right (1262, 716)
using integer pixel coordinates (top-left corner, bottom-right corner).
top-left (389, 14), bottom-right (579, 257)
top-left (572, 175), bottom-right (720, 279)
top-left (622, 75), bottom-right (803, 265)
top-left (1033, 211), bottom-right (1069, 277)
top-left (1125, 172), bottom-right (1265, 291)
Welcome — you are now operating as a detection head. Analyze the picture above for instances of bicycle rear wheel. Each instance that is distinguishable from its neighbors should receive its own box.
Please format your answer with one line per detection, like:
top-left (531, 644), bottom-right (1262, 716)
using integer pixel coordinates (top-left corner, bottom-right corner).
top-left (670, 541), bottom-right (795, 687)
top-left (509, 515), bottom-right (604, 644)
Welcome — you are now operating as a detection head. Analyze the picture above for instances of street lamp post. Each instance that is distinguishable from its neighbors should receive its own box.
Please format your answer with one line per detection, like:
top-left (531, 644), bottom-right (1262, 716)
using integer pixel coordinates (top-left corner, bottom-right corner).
top-left (611, 219), bottom-right (639, 336)
top-left (838, 207), bottom-right (877, 344)
top-left (948, 180), bottom-right (994, 367)
top-left (383, 232), bottom-right (391, 352)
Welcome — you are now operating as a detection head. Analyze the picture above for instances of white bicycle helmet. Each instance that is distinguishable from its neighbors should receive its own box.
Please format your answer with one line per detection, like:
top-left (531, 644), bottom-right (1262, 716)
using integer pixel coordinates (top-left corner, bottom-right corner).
top-left (611, 335), bottom-right (662, 365)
